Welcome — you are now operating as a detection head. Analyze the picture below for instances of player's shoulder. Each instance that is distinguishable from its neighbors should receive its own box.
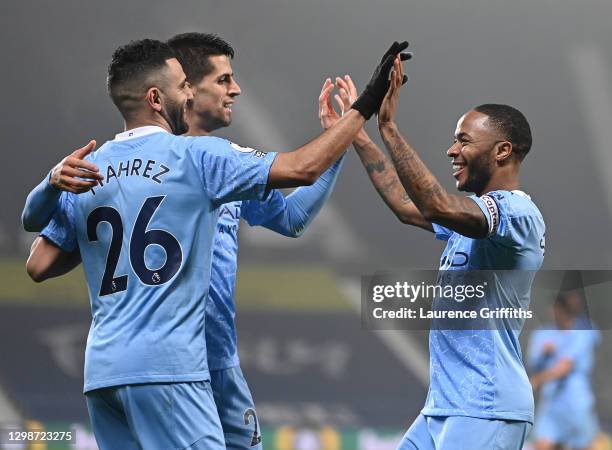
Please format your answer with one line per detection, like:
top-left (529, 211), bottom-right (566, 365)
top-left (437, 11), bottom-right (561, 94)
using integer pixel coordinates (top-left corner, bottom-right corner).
top-left (83, 140), bottom-right (114, 163)
top-left (186, 137), bottom-right (268, 157)
top-left (183, 135), bottom-right (227, 146)
top-left (482, 190), bottom-right (543, 221)
top-left (183, 135), bottom-right (238, 153)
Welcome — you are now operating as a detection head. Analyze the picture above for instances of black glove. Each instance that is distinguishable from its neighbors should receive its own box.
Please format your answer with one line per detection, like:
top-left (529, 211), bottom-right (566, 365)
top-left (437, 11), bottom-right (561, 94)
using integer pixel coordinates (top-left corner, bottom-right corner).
top-left (351, 41), bottom-right (411, 120)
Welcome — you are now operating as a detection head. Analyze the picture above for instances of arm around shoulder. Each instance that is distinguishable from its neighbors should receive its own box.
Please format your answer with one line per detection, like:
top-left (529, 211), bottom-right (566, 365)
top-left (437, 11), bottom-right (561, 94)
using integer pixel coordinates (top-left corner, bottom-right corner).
top-left (26, 237), bottom-right (81, 282)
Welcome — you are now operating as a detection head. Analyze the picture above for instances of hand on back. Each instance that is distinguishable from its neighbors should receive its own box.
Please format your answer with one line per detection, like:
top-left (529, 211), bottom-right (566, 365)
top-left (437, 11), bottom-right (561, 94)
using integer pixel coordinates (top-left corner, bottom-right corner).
top-left (49, 140), bottom-right (103, 194)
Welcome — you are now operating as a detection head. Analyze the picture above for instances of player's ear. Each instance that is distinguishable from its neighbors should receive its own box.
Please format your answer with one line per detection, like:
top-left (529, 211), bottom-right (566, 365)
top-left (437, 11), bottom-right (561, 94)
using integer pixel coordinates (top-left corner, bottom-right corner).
top-left (146, 87), bottom-right (163, 112)
top-left (495, 141), bottom-right (513, 163)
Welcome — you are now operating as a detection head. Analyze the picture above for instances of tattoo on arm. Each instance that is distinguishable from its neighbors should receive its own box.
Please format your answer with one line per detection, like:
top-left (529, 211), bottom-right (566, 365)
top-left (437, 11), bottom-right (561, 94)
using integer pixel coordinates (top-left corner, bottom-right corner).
top-left (353, 139), bottom-right (428, 230)
top-left (381, 126), bottom-right (447, 208)
top-left (365, 160), bottom-right (386, 174)
top-left (355, 143), bottom-right (407, 202)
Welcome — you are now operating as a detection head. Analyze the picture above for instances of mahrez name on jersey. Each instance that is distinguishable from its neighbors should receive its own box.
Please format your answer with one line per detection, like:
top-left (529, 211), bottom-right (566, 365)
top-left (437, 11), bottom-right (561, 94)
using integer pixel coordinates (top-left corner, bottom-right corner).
top-left (90, 158), bottom-right (170, 195)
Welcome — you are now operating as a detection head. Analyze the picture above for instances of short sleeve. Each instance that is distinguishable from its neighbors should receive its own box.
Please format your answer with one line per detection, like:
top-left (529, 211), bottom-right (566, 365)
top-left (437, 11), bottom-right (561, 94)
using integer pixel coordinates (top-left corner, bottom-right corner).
top-left (190, 137), bottom-right (277, 207)
top-left (469, 191), bottom-right (543, 246)
top-left (241, 189), bottom-right (287, 226)
top-left (40, 192), bottom-right (77, 252)
top-left (432, 223), bottom-right (453, 241)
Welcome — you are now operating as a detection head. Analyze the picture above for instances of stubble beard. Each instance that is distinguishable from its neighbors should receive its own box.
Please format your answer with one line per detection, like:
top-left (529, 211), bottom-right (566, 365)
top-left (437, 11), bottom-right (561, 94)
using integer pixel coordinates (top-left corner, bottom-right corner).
top-left (163, 98), bottom-right (189, 136)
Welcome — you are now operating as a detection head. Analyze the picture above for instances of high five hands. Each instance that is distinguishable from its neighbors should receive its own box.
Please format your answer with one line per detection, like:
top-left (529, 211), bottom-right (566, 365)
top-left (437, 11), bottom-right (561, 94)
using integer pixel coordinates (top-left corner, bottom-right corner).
top-left (378, 55), bottom-right (405, 128)
top-left (318, 41), bottom-right (410, 130)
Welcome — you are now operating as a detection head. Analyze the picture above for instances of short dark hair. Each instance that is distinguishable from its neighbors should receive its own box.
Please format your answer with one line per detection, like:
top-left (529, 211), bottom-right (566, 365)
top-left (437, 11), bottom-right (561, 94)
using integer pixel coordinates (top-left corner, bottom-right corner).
top-left (107, 39), bottom-right (176, 120)
top-left (167, 32), bottom-right (235, 83)
top-left (474, 104), bottom-right (532, 160)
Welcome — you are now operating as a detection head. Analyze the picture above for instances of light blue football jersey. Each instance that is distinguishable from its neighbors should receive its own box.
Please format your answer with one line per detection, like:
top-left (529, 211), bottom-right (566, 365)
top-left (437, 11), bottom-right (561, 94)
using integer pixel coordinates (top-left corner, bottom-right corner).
top-left (205, 154), bottom-right (344, 370)
top-left (47, 126), bottom-right (277, 393)
top-left (43, 144), bottom-right (345, 375)
top-left (528, 327), bottom-right (600, 410)
top-left (205, 193), bottom-right (286, 370)
top-left (425, 190), bottom-right (545, 423)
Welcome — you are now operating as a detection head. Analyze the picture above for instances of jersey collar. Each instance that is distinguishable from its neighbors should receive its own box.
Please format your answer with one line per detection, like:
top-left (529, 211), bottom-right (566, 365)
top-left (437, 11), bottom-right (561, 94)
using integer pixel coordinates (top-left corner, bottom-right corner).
top-left (483, 189), bottom-right (530, 198)
top-left (114, 126), bottom-right (169, 141)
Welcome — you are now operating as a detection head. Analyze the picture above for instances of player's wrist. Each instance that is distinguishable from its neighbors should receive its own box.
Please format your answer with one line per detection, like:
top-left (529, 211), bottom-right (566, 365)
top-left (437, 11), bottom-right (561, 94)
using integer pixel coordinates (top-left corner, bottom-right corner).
top-left (47, 170), bottom-right (61, 192)
top-left (351, 93), bottom-right (377, 120)
top-left (45, 171), bottom-right (62, 195)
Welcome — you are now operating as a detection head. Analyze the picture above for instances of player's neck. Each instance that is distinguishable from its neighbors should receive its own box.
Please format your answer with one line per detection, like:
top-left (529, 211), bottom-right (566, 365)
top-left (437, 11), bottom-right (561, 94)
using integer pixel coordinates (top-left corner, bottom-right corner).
top-left (477, 172), bottom-right (520, 196)
top-left (185, 115), bottom-right (214, 136)
top-left (185, 126), bottom-right (212, 136)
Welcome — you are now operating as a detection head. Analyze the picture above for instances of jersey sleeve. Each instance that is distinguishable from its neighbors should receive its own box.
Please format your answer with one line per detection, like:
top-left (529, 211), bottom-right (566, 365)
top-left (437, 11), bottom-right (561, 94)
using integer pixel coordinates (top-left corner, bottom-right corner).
top-left (21, 173), bottom-right (62, 232)
top-left (241, 189), bottom-right (286, 226)
top-left (190, 137), bottom-right (277, 207)
top-left (243, 154), bottom-right (346, 236)
top-left (40, 192), bottom-right (78, 252)
top-left (432, 223), bottom-right (453, 241)
top-left (469, 191), bottom-right (543, 246)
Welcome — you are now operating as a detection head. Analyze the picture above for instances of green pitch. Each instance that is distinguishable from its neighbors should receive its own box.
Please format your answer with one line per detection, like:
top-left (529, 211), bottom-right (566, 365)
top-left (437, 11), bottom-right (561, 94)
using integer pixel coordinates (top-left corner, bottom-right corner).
top-left (0, 259), bottom-right (350, 311)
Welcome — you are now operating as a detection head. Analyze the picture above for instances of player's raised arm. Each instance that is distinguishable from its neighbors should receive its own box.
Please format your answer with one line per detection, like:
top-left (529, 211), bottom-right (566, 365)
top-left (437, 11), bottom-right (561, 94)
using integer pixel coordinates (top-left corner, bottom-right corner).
top-left (21, 140), bottom-right (103, 232)
top-left (378, 57), bottom-right (489, 239)
top-left (247, 154), bottom-right (347, 238)
top-left (328, 74), bottom-right (432, 232)
top-left (267, 42), bottom-right (410, 189)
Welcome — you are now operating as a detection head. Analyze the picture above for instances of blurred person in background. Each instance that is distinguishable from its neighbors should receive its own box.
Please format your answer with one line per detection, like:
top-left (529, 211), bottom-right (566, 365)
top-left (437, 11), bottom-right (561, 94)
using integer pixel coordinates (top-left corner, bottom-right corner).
top-left (528, 292), bottom-right (601, 450)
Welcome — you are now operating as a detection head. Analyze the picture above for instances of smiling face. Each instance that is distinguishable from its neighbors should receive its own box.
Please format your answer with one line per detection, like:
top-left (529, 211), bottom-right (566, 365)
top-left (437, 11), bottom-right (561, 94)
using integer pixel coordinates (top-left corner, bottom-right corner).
top-left (188, 54), bottom-right (241, 134)
top-left (447, 110), bottom-right (505, 195)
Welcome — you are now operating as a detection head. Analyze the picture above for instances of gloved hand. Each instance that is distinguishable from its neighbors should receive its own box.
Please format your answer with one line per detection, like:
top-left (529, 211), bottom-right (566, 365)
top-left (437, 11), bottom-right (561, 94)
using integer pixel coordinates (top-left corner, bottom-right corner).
top-left (351, 41), bottom-right (411, 120)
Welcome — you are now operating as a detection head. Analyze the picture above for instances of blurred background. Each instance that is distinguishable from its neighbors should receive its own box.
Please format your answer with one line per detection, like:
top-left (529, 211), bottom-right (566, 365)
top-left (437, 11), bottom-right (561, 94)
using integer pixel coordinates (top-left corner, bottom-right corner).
top-left (2, 0), bottom-right (612, 448)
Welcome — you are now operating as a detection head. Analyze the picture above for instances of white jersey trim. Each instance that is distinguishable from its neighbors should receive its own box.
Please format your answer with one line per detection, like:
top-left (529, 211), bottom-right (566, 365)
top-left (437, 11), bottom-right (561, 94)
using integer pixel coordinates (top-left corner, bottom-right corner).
top-left (114, 126), bottom-right (169, 141)
top-left (480, 195), bottom-right (500, 237)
